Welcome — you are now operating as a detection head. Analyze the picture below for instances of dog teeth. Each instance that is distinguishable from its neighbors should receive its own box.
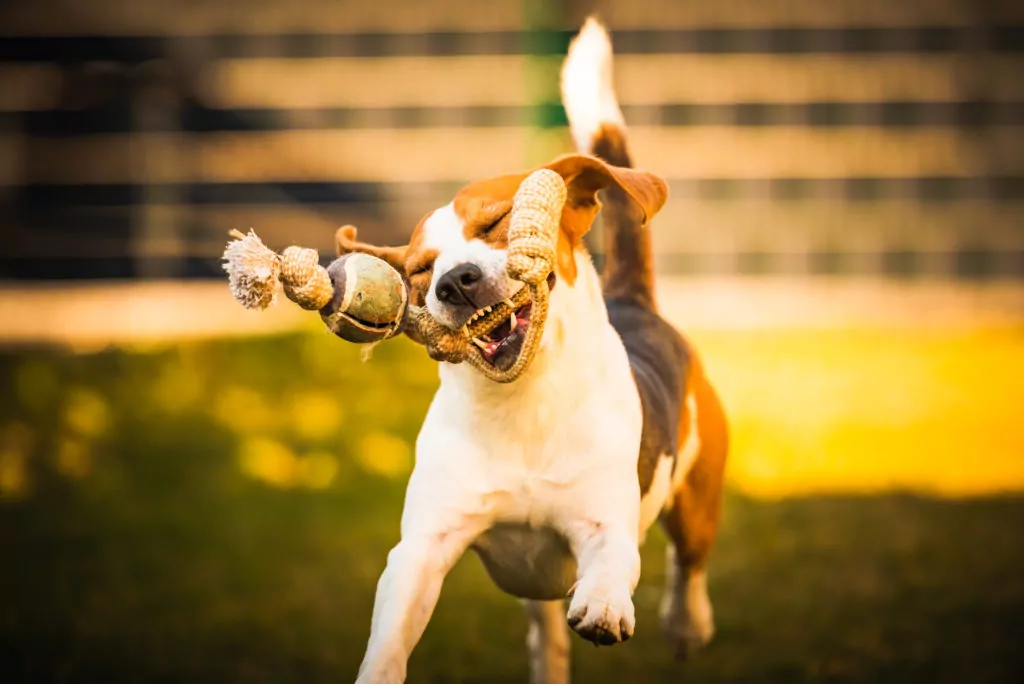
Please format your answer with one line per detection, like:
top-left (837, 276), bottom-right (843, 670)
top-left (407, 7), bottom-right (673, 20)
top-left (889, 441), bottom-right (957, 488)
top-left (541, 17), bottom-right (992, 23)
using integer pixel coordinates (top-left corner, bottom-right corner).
top-left (472, 337), bottom-right (488, 349)
top-left (484, 305), bottom-right (492, 313)
top-left (510, 311), bottom-right (517, 331)
top-left (505, 298), bottom-right (514, 308)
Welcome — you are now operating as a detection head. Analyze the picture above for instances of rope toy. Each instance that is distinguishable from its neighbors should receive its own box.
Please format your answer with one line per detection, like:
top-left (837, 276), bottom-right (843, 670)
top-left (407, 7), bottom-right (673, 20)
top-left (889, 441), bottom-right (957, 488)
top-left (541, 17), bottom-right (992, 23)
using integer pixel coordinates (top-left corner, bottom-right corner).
top-left (221, 169), bottom-right (566, 383)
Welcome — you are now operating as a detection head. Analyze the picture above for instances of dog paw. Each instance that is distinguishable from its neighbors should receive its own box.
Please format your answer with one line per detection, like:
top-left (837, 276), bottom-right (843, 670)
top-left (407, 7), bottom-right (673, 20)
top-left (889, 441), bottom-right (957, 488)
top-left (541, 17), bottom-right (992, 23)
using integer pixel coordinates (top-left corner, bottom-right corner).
top-left (566, 581), bottom-right (635, 645)
top-left (355, 651), bottom-right (407, 684)
top-left (659, 585), bottom-right (714, 660)
top-left (356, 666), bottom-right (405, 684)
top-left (660, 613), bottom-right (713, 660)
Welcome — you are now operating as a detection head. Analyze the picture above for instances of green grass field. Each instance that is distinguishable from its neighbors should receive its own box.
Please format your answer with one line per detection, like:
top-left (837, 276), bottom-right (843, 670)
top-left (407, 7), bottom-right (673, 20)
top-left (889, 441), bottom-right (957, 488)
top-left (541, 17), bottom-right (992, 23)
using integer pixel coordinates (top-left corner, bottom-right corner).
top-left (1, 327), bottom-right (1023, 683)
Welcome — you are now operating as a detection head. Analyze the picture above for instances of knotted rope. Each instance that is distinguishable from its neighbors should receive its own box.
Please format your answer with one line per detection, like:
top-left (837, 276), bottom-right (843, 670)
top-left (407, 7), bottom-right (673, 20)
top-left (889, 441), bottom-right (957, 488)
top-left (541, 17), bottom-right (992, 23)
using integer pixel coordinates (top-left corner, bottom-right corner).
top-left (223, 233), bottom-right (334, 311)
top-left (222, 169), bottom-right (565, 383)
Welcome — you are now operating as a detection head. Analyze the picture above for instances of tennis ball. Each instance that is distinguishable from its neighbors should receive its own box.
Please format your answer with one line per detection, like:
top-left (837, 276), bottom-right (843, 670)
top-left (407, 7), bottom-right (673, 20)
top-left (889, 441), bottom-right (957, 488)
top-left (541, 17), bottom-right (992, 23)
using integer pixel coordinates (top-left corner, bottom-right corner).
top-left (320, 253), bottom-right (409, 344)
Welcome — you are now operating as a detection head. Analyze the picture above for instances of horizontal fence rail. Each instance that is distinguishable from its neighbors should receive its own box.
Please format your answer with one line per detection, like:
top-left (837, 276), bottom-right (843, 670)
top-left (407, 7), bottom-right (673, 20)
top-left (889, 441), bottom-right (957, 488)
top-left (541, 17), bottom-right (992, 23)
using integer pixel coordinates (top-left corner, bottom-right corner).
top-left (2, 0), bottom-right (1023, 280)
top-left (3, 0), bottom-right (1024, 34)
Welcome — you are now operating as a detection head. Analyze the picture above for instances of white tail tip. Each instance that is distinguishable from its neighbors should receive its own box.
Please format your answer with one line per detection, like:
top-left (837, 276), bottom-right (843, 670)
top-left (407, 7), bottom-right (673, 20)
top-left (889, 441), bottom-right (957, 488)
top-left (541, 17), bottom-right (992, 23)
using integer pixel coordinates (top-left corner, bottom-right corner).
top-left (560, 16), bottom-right (624, 153)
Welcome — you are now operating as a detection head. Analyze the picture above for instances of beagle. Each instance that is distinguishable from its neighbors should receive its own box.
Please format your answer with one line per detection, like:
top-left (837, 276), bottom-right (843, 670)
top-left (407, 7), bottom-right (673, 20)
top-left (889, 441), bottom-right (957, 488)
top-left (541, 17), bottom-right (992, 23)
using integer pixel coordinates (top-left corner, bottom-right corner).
top-left (339, 18), bottom-right (728, 684)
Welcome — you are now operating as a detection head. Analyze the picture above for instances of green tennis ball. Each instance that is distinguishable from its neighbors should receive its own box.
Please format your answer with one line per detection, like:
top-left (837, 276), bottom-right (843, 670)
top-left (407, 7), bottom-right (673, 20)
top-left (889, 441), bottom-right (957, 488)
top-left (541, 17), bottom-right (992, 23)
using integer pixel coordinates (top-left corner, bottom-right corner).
top-left (320, 253), bottom-right (409, 344)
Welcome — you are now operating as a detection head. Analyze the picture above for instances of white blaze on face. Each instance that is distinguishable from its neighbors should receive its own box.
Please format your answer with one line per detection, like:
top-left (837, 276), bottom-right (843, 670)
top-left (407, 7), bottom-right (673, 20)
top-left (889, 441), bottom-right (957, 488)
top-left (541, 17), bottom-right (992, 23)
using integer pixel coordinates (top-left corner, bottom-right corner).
top-left (421, 203), bottom-right (518, 329)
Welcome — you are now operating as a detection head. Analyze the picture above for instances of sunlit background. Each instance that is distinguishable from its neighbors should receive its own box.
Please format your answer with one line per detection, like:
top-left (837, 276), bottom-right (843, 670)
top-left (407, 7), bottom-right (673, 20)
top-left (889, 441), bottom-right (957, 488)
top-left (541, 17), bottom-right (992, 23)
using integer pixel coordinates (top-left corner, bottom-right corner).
top-left (1, 1), bottom-right (1023, 682)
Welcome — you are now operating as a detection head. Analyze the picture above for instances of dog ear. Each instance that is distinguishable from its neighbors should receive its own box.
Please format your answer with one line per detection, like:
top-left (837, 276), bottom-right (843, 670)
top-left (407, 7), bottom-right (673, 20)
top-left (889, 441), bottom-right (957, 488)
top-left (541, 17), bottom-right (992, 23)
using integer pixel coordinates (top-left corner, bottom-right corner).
top-left (335, 225), bottom-right (408, 274)
top-left (544, 154), bottom-right (668, 283)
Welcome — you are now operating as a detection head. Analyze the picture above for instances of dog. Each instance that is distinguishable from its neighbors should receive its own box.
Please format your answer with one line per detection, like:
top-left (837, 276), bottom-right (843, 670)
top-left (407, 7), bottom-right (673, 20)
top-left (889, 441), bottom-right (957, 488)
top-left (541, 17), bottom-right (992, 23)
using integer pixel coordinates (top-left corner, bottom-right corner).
top-left (336, 17), bottom-right (728, 684)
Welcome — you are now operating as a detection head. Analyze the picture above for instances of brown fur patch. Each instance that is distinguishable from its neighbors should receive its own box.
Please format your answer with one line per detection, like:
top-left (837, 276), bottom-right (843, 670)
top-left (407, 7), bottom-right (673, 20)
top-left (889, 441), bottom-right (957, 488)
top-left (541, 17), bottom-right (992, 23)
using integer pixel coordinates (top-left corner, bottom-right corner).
top-left (555, 230), bottom-right (581, 284)
top-left (400, 213), bottom-right (438, 307)
top-left (453, 173), bottom-right (521, 248)
top-left (661, 353), bottom-right (729, 570)
top-left (546, 154), bottom-right (667, 229)
top-left (404, 249), bottom-right (437, 307)
top-left (547, 154), bottom-right (667, 286)
top-left (335, 225), bottom-right (407, 271)
top-left (590, 124), bottom-right (659, 308)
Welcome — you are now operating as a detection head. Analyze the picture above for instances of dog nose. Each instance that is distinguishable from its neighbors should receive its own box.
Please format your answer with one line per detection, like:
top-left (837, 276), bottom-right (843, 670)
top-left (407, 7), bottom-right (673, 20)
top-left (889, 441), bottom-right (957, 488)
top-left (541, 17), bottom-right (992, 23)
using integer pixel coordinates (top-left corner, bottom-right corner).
top-left (435, 263), bottom-right (483, 306)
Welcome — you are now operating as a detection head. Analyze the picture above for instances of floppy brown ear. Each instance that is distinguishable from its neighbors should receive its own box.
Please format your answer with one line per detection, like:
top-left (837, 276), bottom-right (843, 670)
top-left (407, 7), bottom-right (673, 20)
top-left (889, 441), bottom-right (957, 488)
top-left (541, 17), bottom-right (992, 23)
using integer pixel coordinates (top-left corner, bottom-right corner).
top-left (544, 154), bottom-right (668, 282)
top-left (335, 225), bottom-right (408, 274)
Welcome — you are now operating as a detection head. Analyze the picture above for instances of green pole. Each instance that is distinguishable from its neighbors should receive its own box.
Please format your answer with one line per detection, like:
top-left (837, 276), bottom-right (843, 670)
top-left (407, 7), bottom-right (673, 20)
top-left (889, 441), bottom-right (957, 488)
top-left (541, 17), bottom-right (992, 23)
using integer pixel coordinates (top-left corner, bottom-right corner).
top-left (522, 1), bottom-right (606, 267)
top-left (521, 0), bottom-right (568, 167)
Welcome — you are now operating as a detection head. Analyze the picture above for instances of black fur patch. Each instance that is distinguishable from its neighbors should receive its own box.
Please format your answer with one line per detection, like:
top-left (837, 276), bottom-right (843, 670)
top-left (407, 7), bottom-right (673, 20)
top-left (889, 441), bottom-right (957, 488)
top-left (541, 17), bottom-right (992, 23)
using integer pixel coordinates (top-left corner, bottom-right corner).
top-left (606, 298), bottom-right (692, 494)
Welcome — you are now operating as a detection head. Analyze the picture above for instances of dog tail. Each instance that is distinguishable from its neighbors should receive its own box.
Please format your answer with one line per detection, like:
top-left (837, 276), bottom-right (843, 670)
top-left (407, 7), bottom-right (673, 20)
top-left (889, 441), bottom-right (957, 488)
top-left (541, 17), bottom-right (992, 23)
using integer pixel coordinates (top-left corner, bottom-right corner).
top-left (560, 16), bottom-right (657, 310)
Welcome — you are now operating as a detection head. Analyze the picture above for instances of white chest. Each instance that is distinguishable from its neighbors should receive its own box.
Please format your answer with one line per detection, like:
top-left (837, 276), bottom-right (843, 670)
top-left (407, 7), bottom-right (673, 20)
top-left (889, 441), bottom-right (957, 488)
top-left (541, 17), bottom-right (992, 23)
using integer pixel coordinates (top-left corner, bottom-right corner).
top-left (404, 264), bottom-right (650, 600)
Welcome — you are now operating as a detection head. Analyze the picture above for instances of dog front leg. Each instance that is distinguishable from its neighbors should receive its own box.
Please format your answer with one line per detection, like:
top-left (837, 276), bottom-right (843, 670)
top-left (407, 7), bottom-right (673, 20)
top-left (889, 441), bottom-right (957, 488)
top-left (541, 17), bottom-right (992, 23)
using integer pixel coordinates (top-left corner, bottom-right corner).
top-left (563, 522), bottom-right (641, 646)
top-left (356, 529), bottom-right (476, 684)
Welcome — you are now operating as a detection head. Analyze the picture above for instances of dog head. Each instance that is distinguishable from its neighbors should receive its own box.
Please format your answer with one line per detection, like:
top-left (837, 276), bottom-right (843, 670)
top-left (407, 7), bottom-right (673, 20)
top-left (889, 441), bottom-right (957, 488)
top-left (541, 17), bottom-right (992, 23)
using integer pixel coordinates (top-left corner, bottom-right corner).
top-left (336, 154), bottom-right (666, 371)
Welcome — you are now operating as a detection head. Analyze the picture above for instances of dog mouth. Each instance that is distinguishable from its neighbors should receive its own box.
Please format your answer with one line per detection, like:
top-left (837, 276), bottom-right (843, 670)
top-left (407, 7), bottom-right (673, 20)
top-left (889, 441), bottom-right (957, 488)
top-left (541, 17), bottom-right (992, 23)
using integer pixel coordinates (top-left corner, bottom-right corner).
top-left (460, 273), bottom-right (555, 372)
top-left (470, 299), bottom-right (533, 370)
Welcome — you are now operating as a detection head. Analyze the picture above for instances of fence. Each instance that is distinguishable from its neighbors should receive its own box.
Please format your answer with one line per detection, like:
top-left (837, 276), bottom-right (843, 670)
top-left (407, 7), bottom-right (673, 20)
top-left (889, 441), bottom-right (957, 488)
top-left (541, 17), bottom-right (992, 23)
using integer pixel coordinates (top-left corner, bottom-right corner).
top-left (2, 0), bottom-right (1022, 280)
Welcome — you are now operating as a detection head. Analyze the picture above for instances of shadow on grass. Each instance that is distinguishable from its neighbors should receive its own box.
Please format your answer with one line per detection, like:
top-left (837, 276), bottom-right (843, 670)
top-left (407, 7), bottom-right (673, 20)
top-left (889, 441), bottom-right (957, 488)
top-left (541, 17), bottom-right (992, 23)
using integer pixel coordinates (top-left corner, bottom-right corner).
top-left (1, 333), bottom-right (1022, 683)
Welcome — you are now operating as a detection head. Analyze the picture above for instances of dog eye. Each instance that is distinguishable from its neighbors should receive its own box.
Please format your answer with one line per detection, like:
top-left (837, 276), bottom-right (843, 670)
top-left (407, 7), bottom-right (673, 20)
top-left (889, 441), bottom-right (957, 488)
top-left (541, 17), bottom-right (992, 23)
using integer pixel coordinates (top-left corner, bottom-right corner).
top-left (408, 264), bottom-right (432, 278)
top-left (482, 211), bottom-right (509, 235)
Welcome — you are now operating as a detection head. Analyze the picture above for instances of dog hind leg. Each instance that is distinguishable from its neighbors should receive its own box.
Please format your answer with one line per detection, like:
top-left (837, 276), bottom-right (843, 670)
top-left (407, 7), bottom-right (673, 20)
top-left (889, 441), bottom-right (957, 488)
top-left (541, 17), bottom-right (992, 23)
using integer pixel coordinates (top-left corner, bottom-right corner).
top-left (659, 375), bottom-right (728, 660)
top-left (523, 599), bottom-right (571, 684)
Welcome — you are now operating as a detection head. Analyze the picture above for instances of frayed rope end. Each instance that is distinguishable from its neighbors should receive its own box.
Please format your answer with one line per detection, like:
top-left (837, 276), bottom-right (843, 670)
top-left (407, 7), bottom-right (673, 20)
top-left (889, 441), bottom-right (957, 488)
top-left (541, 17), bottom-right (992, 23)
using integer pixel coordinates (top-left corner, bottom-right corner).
top-left (222, 229), bottom-right (282, 310)
top-left (360, 340), bottom-right (382, 362)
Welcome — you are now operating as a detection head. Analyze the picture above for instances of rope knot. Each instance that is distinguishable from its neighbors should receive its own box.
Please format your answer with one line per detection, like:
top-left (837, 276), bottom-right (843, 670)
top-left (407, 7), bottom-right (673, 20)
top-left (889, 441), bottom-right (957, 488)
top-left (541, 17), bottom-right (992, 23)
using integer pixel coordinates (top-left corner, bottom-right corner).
top-left (280, 245), bottom-right (333, 311)
top-left (414, 309), bottom-right (468, 364)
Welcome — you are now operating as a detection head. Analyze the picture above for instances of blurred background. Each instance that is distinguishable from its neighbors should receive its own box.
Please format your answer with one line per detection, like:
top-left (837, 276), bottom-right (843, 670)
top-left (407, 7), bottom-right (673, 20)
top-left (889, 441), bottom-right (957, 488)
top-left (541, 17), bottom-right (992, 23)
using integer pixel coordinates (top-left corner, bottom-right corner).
top-left (1, 1), bottom-right (1022, 682)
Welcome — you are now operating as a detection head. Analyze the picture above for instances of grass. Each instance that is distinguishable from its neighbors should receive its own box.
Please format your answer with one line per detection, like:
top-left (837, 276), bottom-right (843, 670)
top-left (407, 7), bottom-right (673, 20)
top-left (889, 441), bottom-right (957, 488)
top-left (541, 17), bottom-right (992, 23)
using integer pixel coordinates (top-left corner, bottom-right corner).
top-left (1, 326), bottom-right (1022, 683)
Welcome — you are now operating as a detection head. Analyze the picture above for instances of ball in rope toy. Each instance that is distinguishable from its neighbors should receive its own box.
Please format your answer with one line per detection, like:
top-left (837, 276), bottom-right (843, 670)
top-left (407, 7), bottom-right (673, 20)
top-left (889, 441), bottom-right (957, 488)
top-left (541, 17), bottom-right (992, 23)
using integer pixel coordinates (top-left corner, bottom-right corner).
top-left (321, 253), bottom-right (410, 344)
top-left (222, 230), bottom-right (408, 344)
top-left (221, 168), bottom-right (566, 383)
